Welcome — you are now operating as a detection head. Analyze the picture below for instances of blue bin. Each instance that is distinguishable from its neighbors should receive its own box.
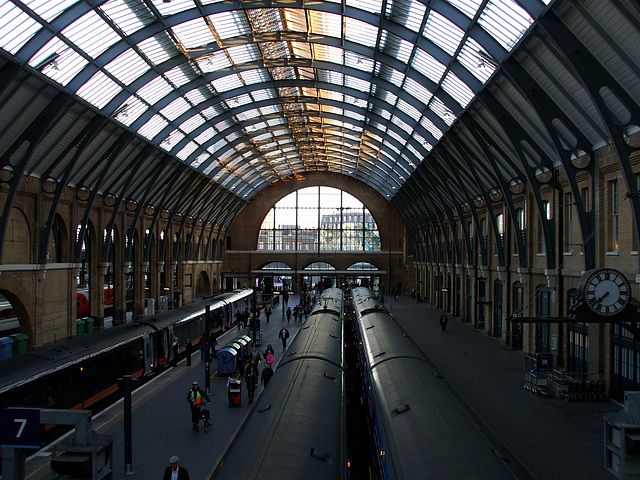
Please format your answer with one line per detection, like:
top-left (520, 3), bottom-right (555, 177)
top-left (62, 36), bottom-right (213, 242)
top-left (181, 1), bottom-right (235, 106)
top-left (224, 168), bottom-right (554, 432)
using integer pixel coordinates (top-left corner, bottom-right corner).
top-left (216, 347), bottom-right (237, 375)
top-left (0, 337), bottom-right (14, 360)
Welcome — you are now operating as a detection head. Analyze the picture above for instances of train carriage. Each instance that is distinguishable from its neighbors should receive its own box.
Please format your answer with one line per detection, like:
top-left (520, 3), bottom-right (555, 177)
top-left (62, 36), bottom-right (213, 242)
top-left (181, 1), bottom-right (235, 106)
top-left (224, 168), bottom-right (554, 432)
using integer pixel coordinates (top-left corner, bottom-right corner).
top-left (213, 288), bottom-right (347, 480)
top-left (351, 287), bottom-right (514, 480)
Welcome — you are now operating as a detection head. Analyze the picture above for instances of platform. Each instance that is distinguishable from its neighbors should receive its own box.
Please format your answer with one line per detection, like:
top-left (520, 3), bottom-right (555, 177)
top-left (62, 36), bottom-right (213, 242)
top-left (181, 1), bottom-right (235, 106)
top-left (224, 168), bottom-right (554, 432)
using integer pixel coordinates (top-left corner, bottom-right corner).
top-left (23, 294), bottom-right (620, 480)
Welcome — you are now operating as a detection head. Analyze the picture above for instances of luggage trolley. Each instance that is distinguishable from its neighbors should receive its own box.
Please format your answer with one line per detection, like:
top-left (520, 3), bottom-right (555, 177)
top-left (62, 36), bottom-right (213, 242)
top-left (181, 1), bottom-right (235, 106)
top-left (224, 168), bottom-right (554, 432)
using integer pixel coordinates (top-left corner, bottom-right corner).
top-left (228, 378), bottom-right (241, 407)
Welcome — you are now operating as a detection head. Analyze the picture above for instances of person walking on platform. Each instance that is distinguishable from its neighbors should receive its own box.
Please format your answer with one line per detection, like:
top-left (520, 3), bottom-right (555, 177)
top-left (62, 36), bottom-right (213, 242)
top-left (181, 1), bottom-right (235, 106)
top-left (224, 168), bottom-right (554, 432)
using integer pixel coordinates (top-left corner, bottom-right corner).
top-left (245, 363), bottom-right (258, 403)
top-left (261, 364), bottom-right (274, 388)
top-left (286, 306), bottom-right (292, 323)
top-left (172, 337), bottom-right (179, 367)
top-left (279, 326), bottom-right (290, 349)
top-left (187, 381), bottom-right (210, 431)
top-left (163, 456), bottom-right (190, 480)
top-left (264, 344), bottom-right (274, 368)
top-left (439, 312), bottom-right (448, 332)
top-left (265, 304), bottom-right (272, 323)
top-left (185, 338), bottom-right (192, 366)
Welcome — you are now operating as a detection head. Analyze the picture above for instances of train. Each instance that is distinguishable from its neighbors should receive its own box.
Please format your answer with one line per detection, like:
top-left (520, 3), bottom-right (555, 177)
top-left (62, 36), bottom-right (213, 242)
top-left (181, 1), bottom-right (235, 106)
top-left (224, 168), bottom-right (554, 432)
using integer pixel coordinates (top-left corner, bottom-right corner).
top-left (351, 287), bottom-right (516, 479)
top-left (76, 286), bottom-right (114, 317)
top-left (213, 288), bottom-right (346, 480)
top-left (0, 288), bottom-right (253, 441)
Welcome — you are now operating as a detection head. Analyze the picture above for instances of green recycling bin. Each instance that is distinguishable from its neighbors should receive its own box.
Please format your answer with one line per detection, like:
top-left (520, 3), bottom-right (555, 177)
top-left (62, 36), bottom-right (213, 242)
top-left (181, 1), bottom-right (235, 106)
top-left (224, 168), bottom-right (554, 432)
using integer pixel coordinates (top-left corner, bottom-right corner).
top-left (8, 333), bottom-right (27, 355)
top-left (85, 317), bottom-right (95, 334)
top-left (76, 318), bottom-right (86, 336)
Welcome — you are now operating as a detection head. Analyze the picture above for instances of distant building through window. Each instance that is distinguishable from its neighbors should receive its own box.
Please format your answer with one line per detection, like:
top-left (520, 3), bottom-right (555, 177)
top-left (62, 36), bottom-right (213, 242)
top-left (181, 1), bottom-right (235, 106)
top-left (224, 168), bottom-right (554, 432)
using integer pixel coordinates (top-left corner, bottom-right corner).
top-left (257, 187), bottom-right (381, 252)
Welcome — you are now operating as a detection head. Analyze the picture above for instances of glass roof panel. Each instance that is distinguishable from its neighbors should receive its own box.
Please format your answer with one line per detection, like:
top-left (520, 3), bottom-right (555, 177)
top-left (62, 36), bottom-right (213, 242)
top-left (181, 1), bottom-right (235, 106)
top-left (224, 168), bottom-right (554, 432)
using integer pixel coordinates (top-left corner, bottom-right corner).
top-left (0, 0), bottom-right (545, 200)
top-left (160, 130), bottom-right (185, 151)
top-left (161, 97), bottom-right (191, 122)
top-left (424, 10), bottom-right (465, 57)
top-left (25, 0), bottom-right (76, 23)
top-left (0, 1), bottom-right (40, 54)
top-left (478, 0), bottom-right (533, 51)
top-left (138, 76), bottom-right (173, 105)
top-left (139, 115), bottom-right (169, 141)
top-left (347, 0), bottom-right (383, 16)
top-left (76, 71), bottom-right (122, 109)
top-left (459, 38), bottom-right (497, 83)
top-left (412, 48), bottom-right (447, 84)
top-left (388, 0), bottom-right (427, 34)
top-left (444, 0), bottom-right (482, 20)
top-left (155, 0), bottom-right (195, 18)
top-left (105, 49), bottom-right (150, 86)
top-left (137, 34), bottom-right (174, 66)
top-left (209, 11), bottom-right (251, 40)
top-left (403, 76), bottom-right (433, 105)
top-left (99, 0), bottom-right (150, 36)
top-left (62, 10), bottom-right (120, 59)
top-left (345, 17), bottom-right (379, 49)
top-left (173, 18), bottom-right (215, 49)
top-left (442, 71), bottom-right (475, 107)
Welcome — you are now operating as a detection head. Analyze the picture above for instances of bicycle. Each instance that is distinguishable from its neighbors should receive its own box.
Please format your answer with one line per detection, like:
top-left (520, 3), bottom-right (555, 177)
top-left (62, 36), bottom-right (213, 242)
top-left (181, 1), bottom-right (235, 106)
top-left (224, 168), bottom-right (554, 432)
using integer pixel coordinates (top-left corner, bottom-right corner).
top-left (196, 403), bottom-right (211, 433)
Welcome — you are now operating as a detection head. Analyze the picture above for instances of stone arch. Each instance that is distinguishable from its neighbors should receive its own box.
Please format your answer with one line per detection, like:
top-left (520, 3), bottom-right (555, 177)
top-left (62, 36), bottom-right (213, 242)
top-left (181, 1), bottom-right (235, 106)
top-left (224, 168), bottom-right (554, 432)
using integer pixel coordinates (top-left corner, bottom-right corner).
top-left (0, 288), bottom-right (32, 345)
top-left (51, 213), bottom-right (70, 263)
top-left (195, 270), bottom-right (211, 298)
top-left (227, 172), bottom-right (404, 253)
top-left (5, 206), bottom-right (32, 263)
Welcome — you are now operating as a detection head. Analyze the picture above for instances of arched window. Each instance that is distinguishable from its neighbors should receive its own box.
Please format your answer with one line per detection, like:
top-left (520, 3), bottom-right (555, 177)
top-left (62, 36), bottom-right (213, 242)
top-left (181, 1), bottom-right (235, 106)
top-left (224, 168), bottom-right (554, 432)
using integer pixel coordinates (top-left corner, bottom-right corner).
top-left (257, 187), bottom-right (381, 251)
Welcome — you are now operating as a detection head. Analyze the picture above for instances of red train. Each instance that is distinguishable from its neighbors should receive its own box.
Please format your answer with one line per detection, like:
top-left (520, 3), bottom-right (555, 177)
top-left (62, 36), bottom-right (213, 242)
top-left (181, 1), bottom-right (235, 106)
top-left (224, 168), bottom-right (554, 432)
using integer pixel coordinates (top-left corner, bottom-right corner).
top-left (76, 286), bottom-right (114, 316)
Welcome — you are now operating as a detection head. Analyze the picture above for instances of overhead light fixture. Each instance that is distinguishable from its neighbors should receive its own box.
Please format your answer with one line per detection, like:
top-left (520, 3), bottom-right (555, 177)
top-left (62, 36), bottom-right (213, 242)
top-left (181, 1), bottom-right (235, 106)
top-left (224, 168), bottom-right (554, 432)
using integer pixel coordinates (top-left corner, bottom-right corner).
top-left (34, 52), bottom-right (60, 72)
top-left (113, 103), bottom-right (129, 118)
top-left (477, 50), bottom-right (499, 70)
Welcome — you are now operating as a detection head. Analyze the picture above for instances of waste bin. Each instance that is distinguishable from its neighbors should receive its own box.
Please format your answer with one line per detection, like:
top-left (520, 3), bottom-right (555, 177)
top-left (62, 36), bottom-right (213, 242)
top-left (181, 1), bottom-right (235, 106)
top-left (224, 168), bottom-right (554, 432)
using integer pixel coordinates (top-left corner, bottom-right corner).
top-left (228, 378), bottom-right (241, 407)
top-left (76, 318), bottom-right (86, 336)
top-left (0, 337), bottom-right (13, 359)
top-left (85, 317), bottom-right (95, 334)
top-left (216, 347), bottom-right (237, 375)
top-left (8, 333), bottom-right (27, 355)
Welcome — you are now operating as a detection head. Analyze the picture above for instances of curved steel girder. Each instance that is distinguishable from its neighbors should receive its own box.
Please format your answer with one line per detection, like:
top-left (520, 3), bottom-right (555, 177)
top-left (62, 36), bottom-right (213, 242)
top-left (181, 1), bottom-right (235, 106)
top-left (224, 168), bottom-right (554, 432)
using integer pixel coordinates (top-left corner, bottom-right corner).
top-left (411, 156), bottom-right (473, 265)
top-left (431, 148), bottom-right (489, 265)
top-left (38, 115), bottom-right (108, 264)
top-left (500, 58), bottom-right (598, 270)
top-left (410, 166), bottom-right (465, 264)
top-left (0, 91), bottom-right (70, 263)
top-left (476, 90), bottom-right (557, 270)
top-left (74, 132), bottom-right (136, 262)
top-left (437, 144), bottom-right (498, 266)
top-left (146, 168), bottom-right (187, 265)
top-left (184, 184), bottom-right (229, 261)
top-left (124, 151), bottom-right (172, 263)
top-left (445, 138), bottom-right (507, 266)
top-left (540, 11), bottom-right (640, 272)
top-left (461, 116), bottom-right (529, 268)
top-left (397, 181), bottom-right (444, 261)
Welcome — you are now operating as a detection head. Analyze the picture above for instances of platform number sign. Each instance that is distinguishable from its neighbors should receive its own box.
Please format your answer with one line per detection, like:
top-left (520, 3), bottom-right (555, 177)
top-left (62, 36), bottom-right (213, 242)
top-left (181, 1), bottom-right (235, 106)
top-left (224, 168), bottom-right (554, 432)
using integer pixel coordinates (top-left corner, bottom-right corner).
top-left (1, 408), bottom-right (40, 449)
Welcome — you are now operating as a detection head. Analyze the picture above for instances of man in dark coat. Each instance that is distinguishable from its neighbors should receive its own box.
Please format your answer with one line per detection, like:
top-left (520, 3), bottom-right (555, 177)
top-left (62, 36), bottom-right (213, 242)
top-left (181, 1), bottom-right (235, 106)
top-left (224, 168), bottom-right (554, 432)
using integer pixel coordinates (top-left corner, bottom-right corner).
top-left (163, 456), bottom-right (190, 480)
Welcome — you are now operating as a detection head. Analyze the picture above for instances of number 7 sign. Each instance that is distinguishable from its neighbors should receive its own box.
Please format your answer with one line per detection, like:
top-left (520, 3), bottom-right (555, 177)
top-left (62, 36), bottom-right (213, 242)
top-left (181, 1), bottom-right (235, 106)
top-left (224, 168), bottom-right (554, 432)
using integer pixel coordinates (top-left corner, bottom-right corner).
top-left (1, 408), bottom-right (40, 449)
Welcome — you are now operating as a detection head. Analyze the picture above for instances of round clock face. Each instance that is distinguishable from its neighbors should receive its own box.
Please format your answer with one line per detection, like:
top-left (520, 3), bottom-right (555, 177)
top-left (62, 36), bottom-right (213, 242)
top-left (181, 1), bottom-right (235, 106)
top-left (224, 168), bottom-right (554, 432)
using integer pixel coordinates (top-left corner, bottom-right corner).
top-left (583, 268), bottom-right (631, 316)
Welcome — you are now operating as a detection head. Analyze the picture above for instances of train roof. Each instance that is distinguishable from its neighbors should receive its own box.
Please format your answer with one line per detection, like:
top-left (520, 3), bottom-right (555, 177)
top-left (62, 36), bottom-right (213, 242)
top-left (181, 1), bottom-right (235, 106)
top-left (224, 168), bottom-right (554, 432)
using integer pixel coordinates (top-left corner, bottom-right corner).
top-left (351, 287), bottom-right (388, 317)
top-left (310, 288), bottom-right (343, 317)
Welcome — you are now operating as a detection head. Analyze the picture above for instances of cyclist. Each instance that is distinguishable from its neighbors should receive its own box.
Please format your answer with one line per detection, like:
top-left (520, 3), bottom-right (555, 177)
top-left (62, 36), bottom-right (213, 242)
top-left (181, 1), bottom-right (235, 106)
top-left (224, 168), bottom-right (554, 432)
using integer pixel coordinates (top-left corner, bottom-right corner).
top-left (187, 381), bottom-right (210, 431)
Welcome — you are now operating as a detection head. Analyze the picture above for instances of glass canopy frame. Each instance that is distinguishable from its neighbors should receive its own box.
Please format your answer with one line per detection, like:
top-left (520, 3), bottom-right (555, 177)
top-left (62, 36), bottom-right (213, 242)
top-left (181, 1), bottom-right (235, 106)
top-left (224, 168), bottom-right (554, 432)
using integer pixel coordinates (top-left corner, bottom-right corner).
top-left (0, 0), bottom-right (548, 200)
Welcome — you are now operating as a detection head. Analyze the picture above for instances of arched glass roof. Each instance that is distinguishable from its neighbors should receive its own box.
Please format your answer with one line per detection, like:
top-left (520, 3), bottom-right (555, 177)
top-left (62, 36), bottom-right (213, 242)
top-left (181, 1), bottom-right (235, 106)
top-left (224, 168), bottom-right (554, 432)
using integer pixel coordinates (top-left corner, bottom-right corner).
top-left (0, 0), bottom-right (548, 200)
